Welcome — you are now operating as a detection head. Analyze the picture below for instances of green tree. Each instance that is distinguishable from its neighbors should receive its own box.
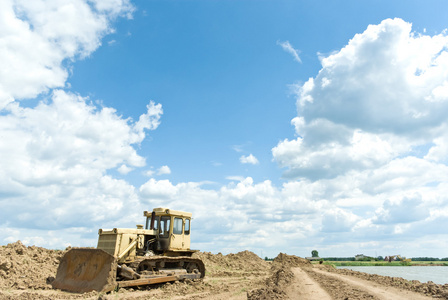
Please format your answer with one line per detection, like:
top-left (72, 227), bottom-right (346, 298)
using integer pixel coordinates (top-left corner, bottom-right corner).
top-left (311, 250), bottom-right (319, 257)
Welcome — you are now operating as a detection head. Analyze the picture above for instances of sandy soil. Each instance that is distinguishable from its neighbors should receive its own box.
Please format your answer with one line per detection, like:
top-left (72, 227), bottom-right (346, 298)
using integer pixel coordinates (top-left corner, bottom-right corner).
top-left (1, 241), bottom-right (448, 299)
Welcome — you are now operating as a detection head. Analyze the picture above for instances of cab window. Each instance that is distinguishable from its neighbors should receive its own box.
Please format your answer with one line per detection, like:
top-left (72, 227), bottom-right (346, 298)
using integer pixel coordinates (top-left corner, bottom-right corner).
top-left (160, 216), bottom-right (170, 237)
top-left (185, 219), bottom-right (190, 235)
top-left (145, 216), bottom-right (159, 230)
top-left (173, 217), bottom-right (183, 235)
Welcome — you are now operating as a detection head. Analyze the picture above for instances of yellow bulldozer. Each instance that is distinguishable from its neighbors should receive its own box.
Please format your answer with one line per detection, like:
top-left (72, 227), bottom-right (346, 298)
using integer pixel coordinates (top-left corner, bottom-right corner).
top-left (52, 208), bottom-right (205, 293)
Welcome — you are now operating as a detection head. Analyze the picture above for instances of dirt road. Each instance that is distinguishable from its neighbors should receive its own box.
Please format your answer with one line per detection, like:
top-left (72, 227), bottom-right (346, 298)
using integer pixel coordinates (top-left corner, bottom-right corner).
top-left (1, 242), bottom-right (448, 299)
top-left (285, 267), bottom-right (332, 299)
top-left (305, 267), bottom-right (433, 300)
top-left (249, 264), bottom-right (436, 300)
top-left (247, 253), bottom-right (447, 300)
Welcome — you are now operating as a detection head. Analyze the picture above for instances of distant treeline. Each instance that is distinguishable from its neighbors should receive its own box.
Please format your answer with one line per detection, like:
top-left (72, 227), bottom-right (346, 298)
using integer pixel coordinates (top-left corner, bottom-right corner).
top-left (411, 257), bottom-right (448, 261)
top-left (263, 256), bottom-right (448, 261)
top-left (323, 257), bottom-right (448, 261)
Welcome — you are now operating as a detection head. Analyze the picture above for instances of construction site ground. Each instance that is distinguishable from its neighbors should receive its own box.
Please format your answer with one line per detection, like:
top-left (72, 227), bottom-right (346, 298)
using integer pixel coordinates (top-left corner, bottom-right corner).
top-left (1, 241), bottom-right (448, 299)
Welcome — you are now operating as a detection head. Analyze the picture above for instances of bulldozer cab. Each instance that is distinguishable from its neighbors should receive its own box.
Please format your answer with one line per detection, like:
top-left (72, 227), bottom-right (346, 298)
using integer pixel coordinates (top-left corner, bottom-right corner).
top-left (144, 208), bottom-right (192, 252)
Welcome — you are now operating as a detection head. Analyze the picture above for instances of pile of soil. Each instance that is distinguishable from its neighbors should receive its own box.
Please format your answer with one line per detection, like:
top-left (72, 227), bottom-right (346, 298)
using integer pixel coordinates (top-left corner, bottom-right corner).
top-left (247, 266), bottom-right (294, 300)
top-left (0, 241), bottom-right (65, 290)
top-left (0, 243), bottom-right (271, 299)
top-left (247, 253), bottom-right (303, 300)
top-left (194, 250), bottom-right (270, 277)
top-left (272, 253), bottom-right (311, 267)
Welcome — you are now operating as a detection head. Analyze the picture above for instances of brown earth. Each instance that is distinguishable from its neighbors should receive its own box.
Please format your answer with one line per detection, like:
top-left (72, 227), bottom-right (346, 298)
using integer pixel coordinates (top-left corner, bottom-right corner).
top-left (1, 241), bottom-right (448, 299)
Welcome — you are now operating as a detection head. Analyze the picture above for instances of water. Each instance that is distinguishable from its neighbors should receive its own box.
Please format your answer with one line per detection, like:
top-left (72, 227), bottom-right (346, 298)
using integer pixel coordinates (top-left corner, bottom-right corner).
top-left (337, 266), bottom-right (448, 285)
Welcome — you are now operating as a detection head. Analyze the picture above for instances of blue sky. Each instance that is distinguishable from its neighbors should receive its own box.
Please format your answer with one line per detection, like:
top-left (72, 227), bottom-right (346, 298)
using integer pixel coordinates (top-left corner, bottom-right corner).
top-left (2, 0), bottom-right (448, 259)
top-left (68, 0), bottom-right (448, 186)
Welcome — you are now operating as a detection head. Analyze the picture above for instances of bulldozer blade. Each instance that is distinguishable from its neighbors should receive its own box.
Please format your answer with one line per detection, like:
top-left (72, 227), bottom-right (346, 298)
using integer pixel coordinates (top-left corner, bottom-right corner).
top-left (52, 248), bottom-right (118, 293)
top-left (117, 275), bottom-right (177, 288)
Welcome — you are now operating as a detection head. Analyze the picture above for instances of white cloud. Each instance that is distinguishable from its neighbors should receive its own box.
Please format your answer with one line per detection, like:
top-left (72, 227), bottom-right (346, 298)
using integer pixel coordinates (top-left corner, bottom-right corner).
top-left (0, 90), bottom-right (162, 233)
top-left (139, 178), bottom-right (178, 199)
top-left (274, 18), bottom-right (448, 180)
top-left (0, 1), bottom-right (166, 250)
top-left (277, 40), bottom-right (302, 63)
top-left (298, 18), bottom-right (448, 134)
top-left (143, 169), bottom-right (155, 177)
top-left (90, 0), bottom-right (135, 18)
top-left (134, 174), bottom-right (448, 257)
top-left (232, 144), bottom-right (244, 152)
top-left (0, 90), bottom-right (162, 177)
top-left (263, 18), bottom-right (448, 257)
top-left (118, 164), bottom-right (133, 174)
top-left (321, 208), bottom-right (360, 233)
top-left (157, 165), bottom-right (171, 175)
top-left (240, 154), bottom-right (259, 165)
top-left (137, 177), bottom-right (327, 254)
top-left (372, 194), bottom-right (430, 225)
top-left (226, 175), bottom-right (245, 182)
top-left (0, 0), bottom-right (134, 109)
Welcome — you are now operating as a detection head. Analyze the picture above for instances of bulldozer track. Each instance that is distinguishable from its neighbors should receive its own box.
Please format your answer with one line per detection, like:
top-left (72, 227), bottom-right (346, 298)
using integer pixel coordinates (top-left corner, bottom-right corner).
top-left (127, 256), bottom-right (206, 278)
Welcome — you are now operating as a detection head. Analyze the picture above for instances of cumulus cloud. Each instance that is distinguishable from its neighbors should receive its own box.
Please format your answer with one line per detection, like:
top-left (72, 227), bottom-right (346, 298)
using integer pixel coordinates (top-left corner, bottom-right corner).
top-left (0, 90), bottom-right (162, 175)
top-left (133, 102), bottom-right (163, 142)
top-left (240, 154), bottom-right (259, 165)
top-left (226, 175), bottom-right (246, 182)
top-left (297, 19), bottom-right (448, 134)
top-left (321, 208), bottom-right (360, 233)
top-left (0, 0), bottom-right (142, 246)
top-left (373, 194), bottom-right (430, 224)
top-left (0, 0), bottom-right (172, 249)
top-left (138, 177), bottom-right (326, 254)
top-left (0, 90), bottom-right (162, 233)
top-left (268, 18), bottom-right (448, 256)
top-left (143, 169), bottom-right (155, 177)
top-left (0, 0), bottom-right (134, 109)
top-left (135, 175), bottom-right (448, 256)
top-left (157, 165), bottom-right (171, 175)
top-left (139, 178), bottom-right (178, 199)
top-left (277, 40), bottom-right (302, 63)
top-left (274, 18), bottom-right (448, 180)
top-left (118, 164), bottom-right (134, 174)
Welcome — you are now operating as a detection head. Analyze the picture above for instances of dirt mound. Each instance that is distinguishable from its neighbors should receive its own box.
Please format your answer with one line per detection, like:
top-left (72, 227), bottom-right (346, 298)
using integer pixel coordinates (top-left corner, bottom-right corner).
top-left (272, 252), bottom-right (311, 267)
top-left (247, 266), bottom-right (294, 300)
top-left (0, 241), bottom-right (65, 290)
top-left (193, 250), bottom-right (270, 277)
top-left (247, 253), bottom-right (309, 300)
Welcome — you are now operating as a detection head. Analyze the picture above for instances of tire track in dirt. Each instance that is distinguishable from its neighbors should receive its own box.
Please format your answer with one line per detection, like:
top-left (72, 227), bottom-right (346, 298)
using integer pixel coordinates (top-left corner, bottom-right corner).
top-left (303, 266), bottom-right (376, 299)
top-left (285, 267), bottom-right (332, 299)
